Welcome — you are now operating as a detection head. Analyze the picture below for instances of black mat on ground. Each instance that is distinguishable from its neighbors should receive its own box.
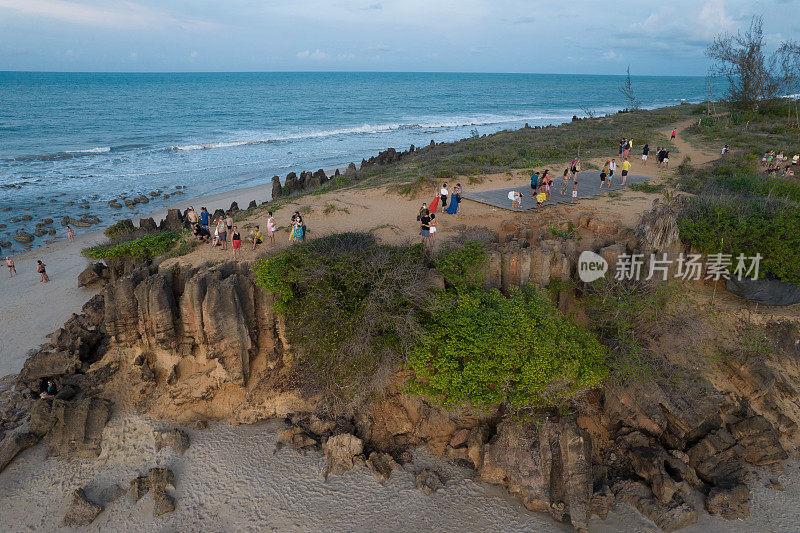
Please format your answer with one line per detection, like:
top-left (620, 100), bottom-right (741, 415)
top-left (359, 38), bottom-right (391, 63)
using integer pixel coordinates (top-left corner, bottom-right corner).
top-left (461, 170), bottom-right (657, 212)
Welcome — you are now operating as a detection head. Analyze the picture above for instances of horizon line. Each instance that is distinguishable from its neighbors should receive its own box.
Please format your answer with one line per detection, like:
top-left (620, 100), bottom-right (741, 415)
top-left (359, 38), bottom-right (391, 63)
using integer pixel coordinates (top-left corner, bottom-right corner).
top-left (0, 69), bottom-right (712, 78)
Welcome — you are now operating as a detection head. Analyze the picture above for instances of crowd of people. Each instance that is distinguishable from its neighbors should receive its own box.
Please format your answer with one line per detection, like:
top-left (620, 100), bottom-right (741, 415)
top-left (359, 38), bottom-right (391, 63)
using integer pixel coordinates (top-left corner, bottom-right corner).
top-left (417, 182), bottom-right (462, 247)
top-left (186, 205), bottom-right (300, 258)
top-left (762, 150), bottom-right (799, 177)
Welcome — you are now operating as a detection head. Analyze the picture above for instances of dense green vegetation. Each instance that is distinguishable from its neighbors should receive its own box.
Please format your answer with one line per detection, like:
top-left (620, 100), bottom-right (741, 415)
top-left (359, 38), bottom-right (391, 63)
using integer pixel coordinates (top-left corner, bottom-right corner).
top-left (254, 234), bottom-right (608, 409)
top-left (254, 233), bottom-right (430, 405)
top-left (406, 285), bottom-right (608, 409)
top-left (82, 231), bottom-right (180, 259)
top-left (583, 279), bottom-right (683, 382)
top-left (677, 196), bottom-right (800, 284)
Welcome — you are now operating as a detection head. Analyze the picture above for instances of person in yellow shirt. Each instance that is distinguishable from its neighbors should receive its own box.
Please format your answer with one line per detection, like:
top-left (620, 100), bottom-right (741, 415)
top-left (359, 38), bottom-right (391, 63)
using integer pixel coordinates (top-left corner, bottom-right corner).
top-left (621, 159), bottom-right (632, 186)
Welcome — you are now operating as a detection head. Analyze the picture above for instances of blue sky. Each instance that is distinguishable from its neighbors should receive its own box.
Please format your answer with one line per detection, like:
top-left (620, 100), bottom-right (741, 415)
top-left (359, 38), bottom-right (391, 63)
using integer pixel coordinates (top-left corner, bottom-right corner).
top-left (0, 0), bottom-right (797, 74)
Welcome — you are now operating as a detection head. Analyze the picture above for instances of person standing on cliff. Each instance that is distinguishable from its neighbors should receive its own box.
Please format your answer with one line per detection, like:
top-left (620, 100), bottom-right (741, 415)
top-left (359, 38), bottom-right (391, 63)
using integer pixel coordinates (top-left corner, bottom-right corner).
top-left (200, 207), bottom-right (210, 231)
top-left (187, 206), bottom-right (198, 225)
top-left (5, 256), bottom-right (16, 277)
top-left (440, 183), bottom-right (449, 208)
top-left (266, 211), bottom-right (276, 244)
top-left (231, 225), bottom-right (241, 260)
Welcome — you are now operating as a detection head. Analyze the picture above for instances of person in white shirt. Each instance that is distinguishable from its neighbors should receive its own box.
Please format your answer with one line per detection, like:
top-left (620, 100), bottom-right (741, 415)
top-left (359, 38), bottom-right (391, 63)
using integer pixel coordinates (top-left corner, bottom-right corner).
top-left (608, 159), bottom-right (616, 185)
top-left (440, 183), bottom-right (449, 208)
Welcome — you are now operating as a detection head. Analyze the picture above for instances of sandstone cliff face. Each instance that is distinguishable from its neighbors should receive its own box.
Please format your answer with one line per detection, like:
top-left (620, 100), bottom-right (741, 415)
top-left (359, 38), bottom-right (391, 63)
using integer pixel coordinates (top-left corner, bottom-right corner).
top-left (103, 261), bottom-right (283, 388)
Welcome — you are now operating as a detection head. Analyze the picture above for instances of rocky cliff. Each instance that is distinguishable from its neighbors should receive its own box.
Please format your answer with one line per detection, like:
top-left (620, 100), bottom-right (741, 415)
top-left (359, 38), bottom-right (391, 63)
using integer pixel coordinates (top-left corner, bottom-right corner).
top-left (2, 226), bottom-right (799, 532)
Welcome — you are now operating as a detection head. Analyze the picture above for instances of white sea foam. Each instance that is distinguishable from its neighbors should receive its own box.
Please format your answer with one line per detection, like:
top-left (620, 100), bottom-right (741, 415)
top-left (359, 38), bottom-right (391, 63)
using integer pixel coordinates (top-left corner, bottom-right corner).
top-left (167, 114), bottom-right (574, 152)
top-left (65, 146), bottom-right (111, 154)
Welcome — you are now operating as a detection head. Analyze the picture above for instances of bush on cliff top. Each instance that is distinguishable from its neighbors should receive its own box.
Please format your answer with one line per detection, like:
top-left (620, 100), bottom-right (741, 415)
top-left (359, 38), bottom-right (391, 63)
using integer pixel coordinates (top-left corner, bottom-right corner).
top-left (254, 234), bottom-right (608, 410)
top-left (254, 233), bottom-right (431, 406)
top-left (82, 231), bottom-right (180, 259)
top-left (405, 285), bottom-right (608, 409)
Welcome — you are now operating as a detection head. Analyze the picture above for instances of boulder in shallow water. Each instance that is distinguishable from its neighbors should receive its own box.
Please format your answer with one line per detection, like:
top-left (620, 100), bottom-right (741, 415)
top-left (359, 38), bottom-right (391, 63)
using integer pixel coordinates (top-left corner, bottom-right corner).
top-left (63, 488), bottom-right (103, 527)
top-left (13, 230), bottom-right (33, 243)
top-left (109, 201), bottom-right (122, 208)
top-left (21, 214), bottom-right (32, 221)
top-left (34, 228), bottom-right (46, 237)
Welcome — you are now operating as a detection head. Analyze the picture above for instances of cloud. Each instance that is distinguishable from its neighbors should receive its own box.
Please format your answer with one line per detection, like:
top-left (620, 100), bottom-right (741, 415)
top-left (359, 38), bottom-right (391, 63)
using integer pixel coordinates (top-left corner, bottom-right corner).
top-left (362, 2), bottom-right (382, 9)
top-left (0, 0), bottom-right (219, 31)
top-left (297, 49), bottom-right (327, 59)
top-left (602, 50), bottom-right (619, 60)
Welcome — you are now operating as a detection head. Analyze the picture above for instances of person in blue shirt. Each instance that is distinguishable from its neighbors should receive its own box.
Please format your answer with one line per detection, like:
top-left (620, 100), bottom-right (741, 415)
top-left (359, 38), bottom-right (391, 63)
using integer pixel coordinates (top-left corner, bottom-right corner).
top-left (530, 171), bottom-right (540, 199)
top-left (40, 380), bottom-right (57, 399)
top-left (200, 207), bottom-right (210, 230)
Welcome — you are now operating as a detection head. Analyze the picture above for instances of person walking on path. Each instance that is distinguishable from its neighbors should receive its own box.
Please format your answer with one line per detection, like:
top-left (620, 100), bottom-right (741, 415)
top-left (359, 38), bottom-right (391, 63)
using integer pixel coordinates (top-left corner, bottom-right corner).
top-left (5, 256), bottom-right (16, 277)
top-left (561, 168), bottom-right (570, 197)
top-left (571, 180), bottom-right (578, 205)
top-left (66, 225), bottom-right (74, 243)
top-left (608, 159), bottom-right (616, 186)
top-left (266, 211), bottom-right (276, 244)
top-left (642, 144), bottom-right (650, 165)
top-left (530, 171), bottom-right (540, 199)
top-left (599, 160), bottom-right (610, 190)
top-left (36, 260), bottom-right (49, 283)
top-left (621, 159), bottom-right (631, 186)
top-left (231, 226), bottom-right (241, 259)
top-left (671, 128), bottom-right (677, 140)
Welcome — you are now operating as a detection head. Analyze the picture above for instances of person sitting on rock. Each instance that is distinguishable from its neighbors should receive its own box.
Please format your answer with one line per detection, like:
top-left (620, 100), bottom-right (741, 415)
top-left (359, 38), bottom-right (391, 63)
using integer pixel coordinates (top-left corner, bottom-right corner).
top-left (40, 380), bottom-right (57, 399)
top-left (192, 223), bottom-right (210, 243)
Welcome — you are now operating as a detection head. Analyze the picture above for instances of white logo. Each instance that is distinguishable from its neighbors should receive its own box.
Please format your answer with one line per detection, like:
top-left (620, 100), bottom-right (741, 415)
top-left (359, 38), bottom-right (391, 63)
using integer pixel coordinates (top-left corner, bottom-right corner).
top-left (578, 251), bottom-right (608, 282)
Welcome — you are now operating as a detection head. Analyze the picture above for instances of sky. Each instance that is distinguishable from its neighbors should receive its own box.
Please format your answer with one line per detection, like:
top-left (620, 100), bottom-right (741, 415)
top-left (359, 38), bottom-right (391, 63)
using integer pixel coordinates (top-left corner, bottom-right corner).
top-left (0, 0), bottom-right (797, 75)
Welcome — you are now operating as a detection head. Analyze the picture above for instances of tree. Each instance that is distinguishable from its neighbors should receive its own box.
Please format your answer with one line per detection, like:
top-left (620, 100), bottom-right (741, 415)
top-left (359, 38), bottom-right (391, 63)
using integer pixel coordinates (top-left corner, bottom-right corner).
top-left (706, 16), bottom-right (800, 111)
top-left (618, 65), bottom-right (640, 110)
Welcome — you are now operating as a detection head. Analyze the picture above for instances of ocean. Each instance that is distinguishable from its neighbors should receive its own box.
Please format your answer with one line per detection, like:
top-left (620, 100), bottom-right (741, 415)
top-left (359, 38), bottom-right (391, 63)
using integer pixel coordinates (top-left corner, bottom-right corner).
top-left (0, 72), bottom-right (720, 251)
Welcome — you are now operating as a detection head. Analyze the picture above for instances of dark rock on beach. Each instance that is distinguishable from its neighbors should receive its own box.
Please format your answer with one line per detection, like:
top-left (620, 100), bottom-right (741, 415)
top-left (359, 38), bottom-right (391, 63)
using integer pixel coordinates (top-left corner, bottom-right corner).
top-left (62, 488), bottom-right (103, 527)
top-left (271, 176), bottom-right (282, 200)
top-left (0, 431), bottom-right (39, 473)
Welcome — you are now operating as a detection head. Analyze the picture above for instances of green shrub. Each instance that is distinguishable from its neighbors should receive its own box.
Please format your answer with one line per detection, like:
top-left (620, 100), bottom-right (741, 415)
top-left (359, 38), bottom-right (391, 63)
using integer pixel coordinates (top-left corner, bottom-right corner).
top-left (406, 285), bottom-right (608, 409)
top-left (628, 181), bottom-right (665, 193)
top-left (82, 231), bottom-right (180, 259)
top-left (434, 241), bottom-right (487, 290)
top-left (677, 196), bottom-right (800, 283)
top-left (582, 278), bottom-right (682, 382)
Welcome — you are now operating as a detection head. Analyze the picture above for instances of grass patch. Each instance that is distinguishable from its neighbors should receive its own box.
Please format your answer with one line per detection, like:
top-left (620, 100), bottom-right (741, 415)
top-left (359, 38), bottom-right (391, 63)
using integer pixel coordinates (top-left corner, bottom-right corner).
top-left (82, 231), bottom-right (180, 259)
top-left (628, 181), bottom-right (665, 193)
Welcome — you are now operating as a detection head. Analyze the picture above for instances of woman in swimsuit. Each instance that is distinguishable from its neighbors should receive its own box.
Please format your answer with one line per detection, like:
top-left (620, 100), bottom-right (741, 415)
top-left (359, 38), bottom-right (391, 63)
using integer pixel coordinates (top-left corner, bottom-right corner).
top-left (231, 225), bottom-right (241, 260)
top-left (37, 260), bottom-right (49, 282)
